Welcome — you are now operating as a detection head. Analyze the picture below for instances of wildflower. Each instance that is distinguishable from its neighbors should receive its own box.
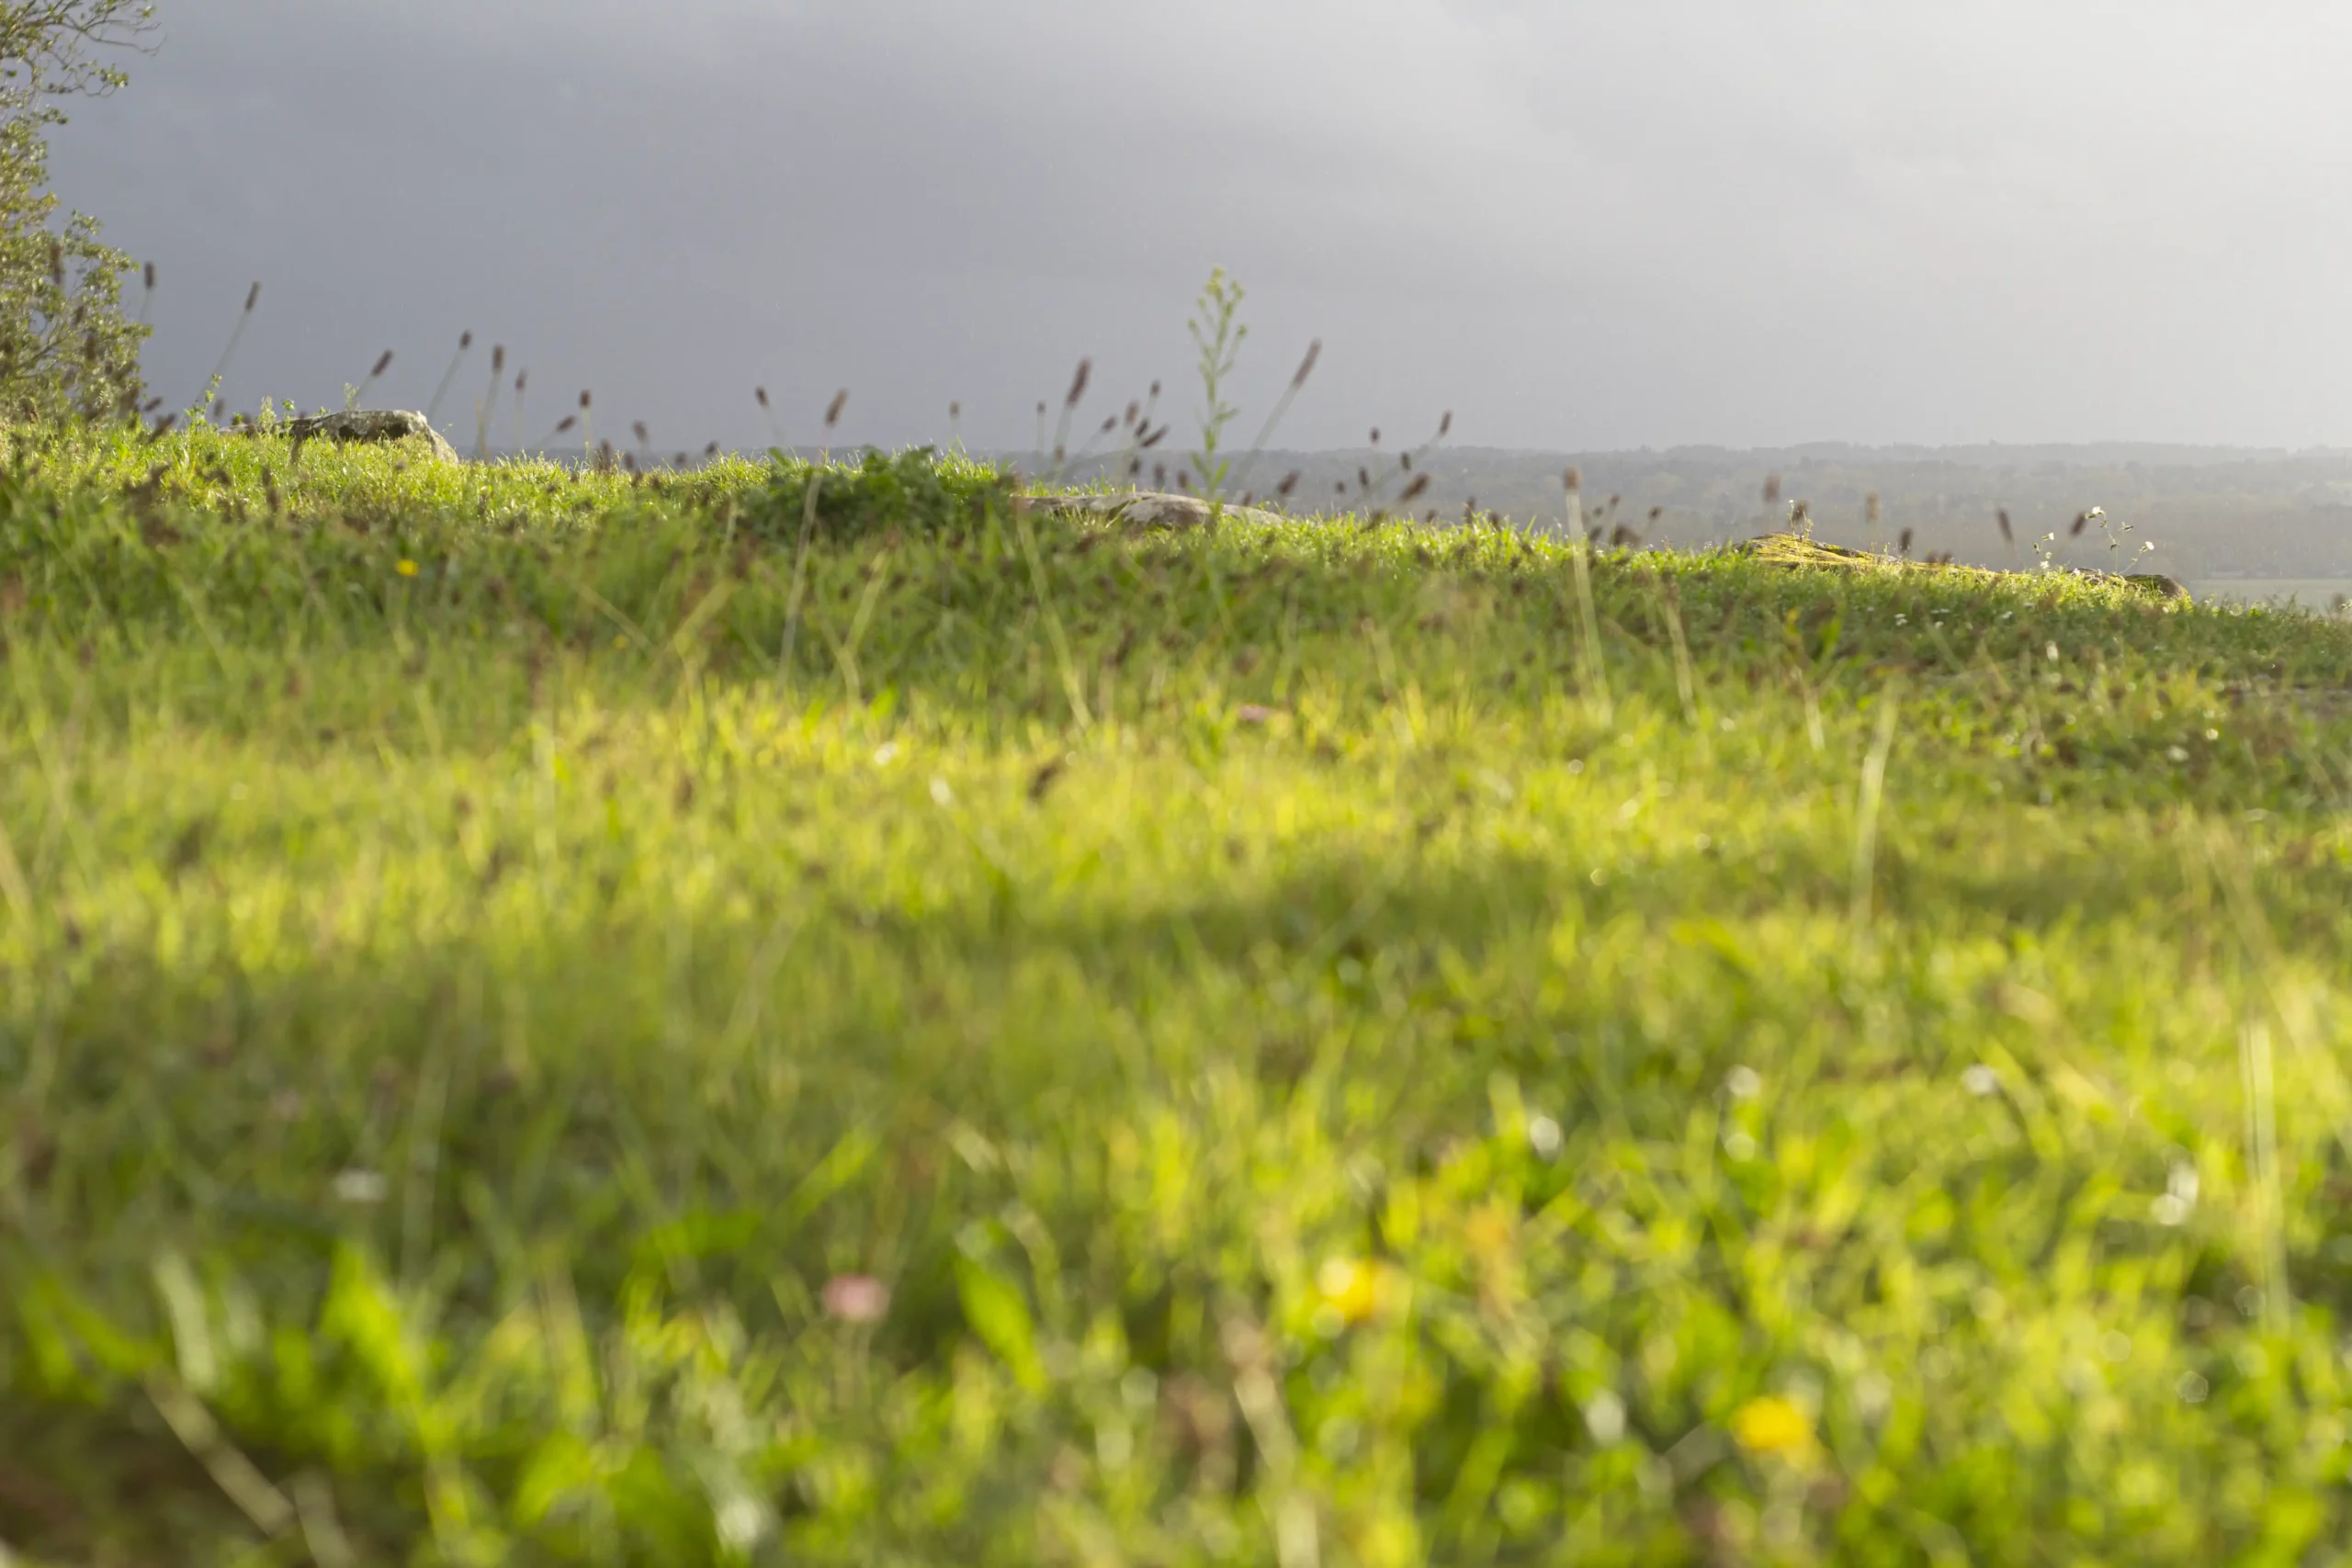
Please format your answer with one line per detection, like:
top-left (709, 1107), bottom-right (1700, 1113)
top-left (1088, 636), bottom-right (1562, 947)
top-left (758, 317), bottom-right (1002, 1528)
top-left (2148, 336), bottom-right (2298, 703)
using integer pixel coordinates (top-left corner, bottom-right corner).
top-left (1731, 1394), bottom-right (1816, 1460)
top-left (1464, 1203), bottom-right (1516, 1260)
top-left (821, 1273), bottom-right (891, 1324)
top-left (395, 558), bottom-right (419, 577)
top-left (1527, 1113), bottom-right (1563, 1159)
top-left (1236, 704), bottom-right (1279, 725)
top-left (332, 1168), bottom-right (388, 1203)
top-left (1316, 1257), bottom-right (1392, 1325)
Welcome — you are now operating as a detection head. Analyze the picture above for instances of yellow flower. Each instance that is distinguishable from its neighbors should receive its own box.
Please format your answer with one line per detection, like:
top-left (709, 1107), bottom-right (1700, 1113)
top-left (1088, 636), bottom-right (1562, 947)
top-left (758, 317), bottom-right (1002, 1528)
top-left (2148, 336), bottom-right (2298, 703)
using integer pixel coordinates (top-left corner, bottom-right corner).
top-left (1464, 1202), bottom-right (1516, 1260)
top-left (1316, 1257), bottom-right (1393, 1325)
top-left (1730, 1395), bottom-right (1816, 1460)
top-left (395, 558), bottom-right (419, 577)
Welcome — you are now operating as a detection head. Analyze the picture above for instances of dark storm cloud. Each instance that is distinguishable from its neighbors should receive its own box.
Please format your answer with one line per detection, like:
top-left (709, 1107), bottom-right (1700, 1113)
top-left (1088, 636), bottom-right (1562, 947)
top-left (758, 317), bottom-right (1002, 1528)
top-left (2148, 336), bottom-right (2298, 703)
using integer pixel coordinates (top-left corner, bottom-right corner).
top-left (41, 0), bottom-right (2352, 454)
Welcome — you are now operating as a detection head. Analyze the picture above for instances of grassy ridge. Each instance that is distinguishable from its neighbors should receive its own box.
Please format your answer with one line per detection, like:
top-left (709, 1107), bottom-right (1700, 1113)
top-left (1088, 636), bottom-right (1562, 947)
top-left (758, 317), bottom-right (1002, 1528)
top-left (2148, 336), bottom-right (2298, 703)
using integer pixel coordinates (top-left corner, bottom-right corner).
top-left (5, 425), bottom-right (2352, 1562)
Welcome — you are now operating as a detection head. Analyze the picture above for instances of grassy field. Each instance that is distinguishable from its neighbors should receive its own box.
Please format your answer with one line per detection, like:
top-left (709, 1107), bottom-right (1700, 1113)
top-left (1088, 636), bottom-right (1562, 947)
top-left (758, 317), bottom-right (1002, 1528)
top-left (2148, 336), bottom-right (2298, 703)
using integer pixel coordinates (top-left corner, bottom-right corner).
top-left (5, 420), bottom-right (2352, 1564)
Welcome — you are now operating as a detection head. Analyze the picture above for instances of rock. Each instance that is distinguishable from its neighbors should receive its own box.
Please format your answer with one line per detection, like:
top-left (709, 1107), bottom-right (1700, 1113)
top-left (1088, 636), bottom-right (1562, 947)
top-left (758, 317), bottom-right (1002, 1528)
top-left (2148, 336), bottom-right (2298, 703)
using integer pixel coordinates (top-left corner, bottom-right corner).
top-left (285, 409), bottom-right (460, 464)
top-left (1018, 491), bottom-right (1291, 532)
top-left (1737, 532), bottom-right (2192, 604)
top-left (2122, 572), bottom-right (2192, 602)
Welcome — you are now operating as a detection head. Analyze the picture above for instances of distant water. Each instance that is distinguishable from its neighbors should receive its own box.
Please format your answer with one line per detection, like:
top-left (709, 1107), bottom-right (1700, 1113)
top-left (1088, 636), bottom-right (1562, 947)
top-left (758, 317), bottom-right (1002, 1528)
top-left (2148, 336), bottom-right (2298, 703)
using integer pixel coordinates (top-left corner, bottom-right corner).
top-left (2191, 579), bottom-right (2352, 611)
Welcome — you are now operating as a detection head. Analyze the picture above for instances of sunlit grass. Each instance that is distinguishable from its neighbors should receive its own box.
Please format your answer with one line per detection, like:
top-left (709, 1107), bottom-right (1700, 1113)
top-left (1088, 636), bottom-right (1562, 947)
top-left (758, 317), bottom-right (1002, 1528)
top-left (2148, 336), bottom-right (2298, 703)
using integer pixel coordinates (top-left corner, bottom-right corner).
top-left (5, 425), bottom-right (2352, 1562)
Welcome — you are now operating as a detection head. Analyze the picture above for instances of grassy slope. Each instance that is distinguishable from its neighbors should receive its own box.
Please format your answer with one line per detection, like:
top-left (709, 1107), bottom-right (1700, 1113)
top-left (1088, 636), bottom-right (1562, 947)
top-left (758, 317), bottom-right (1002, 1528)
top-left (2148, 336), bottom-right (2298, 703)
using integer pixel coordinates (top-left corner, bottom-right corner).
top-left (4, 425), bottom-right (2352, 1563)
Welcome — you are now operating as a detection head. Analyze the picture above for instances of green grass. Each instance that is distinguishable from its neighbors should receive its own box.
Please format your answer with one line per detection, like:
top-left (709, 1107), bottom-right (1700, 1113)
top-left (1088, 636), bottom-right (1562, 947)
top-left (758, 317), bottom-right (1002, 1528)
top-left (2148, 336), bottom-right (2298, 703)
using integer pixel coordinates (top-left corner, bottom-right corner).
top-left (6, 422), bottom-right (2352, 1563)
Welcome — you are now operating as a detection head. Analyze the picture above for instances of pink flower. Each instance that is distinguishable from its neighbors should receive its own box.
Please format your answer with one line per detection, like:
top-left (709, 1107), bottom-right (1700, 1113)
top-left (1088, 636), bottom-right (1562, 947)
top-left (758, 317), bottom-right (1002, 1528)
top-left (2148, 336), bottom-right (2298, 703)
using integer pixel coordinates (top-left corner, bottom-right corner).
top-left (821, 1274), bottom-right (891, 1324)
top-left (1236, 704), bottom-right (1279, 725)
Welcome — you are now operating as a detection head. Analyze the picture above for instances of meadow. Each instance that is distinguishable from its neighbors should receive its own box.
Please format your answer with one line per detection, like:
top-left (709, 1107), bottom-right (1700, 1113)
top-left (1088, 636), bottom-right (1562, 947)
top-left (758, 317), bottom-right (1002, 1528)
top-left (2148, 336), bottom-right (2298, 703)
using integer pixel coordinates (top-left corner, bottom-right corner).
top-left (4, 415), bottom-right (2352, 1564)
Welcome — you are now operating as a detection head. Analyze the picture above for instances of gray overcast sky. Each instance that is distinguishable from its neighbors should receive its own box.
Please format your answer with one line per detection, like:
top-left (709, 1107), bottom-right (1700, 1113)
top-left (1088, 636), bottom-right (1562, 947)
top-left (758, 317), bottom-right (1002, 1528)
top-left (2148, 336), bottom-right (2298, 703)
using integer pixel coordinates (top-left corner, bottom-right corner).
top-left (41, 1), bottom-right (2352, 455)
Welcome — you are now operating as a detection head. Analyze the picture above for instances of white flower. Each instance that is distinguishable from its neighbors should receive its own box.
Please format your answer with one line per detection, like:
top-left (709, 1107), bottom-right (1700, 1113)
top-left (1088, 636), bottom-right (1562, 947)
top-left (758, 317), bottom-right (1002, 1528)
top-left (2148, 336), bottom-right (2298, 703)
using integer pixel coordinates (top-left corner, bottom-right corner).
top-left (333, 1168), bottom-right (388, 1203)
top-left (1527, 1115), bottom-right (1563, 1159)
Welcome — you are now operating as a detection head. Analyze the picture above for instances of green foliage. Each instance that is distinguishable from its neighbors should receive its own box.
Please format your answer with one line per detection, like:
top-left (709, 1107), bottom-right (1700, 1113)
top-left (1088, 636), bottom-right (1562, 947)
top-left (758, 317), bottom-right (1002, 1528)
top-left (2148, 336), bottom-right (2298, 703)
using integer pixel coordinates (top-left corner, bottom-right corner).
top-left (0, 0), bottom-right (153, 427)
top-left (6, 429), bottom-right (2352, 1562)
top-left (748, 445), bottom-right (1012, 544)
top-left (0, 3), bottom-right (155, 99)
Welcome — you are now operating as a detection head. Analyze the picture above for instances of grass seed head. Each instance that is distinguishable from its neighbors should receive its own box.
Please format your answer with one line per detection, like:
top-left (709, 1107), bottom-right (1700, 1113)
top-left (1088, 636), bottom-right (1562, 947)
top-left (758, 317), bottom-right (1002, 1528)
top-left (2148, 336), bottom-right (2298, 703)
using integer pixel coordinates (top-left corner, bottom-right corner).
top-left (1292, 339), bottom-right (1320, 389)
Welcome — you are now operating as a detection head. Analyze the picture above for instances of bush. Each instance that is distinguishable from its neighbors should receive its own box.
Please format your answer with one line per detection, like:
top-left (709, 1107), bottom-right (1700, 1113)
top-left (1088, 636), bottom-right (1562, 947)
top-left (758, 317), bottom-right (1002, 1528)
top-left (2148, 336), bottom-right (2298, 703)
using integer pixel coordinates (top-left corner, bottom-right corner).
top-left (0, 1), bottom-right (154, 425)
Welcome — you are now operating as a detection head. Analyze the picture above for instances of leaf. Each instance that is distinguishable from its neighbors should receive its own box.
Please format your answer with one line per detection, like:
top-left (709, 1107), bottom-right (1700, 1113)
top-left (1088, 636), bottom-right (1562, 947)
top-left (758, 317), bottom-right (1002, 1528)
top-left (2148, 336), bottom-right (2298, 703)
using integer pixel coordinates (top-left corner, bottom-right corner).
top-left (954, 1256), bottom-right (1044, 1392)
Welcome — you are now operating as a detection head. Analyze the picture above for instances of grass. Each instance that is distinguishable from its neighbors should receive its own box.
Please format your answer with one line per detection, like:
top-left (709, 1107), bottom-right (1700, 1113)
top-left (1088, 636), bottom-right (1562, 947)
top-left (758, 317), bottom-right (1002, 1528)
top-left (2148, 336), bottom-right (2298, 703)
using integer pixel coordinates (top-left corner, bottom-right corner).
top-left (4, 418), bottom-right (2352, 1563)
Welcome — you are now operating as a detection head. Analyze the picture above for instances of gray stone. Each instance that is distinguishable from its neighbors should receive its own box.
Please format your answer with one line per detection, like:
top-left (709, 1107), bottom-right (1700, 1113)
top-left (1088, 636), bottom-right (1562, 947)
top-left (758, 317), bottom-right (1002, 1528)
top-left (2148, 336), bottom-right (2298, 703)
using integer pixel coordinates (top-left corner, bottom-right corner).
top-left (285, 409), bottom-right (460, 464)
top-left (2122, 572), bottom-right (2192, 602)
top-left (1018, 491), bottom-right (1290, 532)
top-left (1738, 531), bottom-right (2192, 604)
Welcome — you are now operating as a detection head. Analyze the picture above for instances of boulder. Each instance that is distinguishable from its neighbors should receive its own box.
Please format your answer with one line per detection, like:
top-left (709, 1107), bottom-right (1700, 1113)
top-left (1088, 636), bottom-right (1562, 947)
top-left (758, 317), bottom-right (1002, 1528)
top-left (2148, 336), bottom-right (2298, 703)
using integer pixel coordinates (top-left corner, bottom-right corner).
top-left (285, 409), bottom-right (460, 464)
top-left (2122, 572), bottom-right (2192, 601)
top-left (1018, 491), bottom-right (1291, 532)
top-left (1736, 532), bottom-right (2191, 604)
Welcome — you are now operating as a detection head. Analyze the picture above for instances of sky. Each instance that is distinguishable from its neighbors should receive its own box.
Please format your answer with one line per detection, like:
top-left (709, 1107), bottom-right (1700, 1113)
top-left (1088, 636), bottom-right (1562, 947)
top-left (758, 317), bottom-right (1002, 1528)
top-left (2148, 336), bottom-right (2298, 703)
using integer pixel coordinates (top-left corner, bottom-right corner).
top-left (40, 0), bottom-right (2352, 456)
